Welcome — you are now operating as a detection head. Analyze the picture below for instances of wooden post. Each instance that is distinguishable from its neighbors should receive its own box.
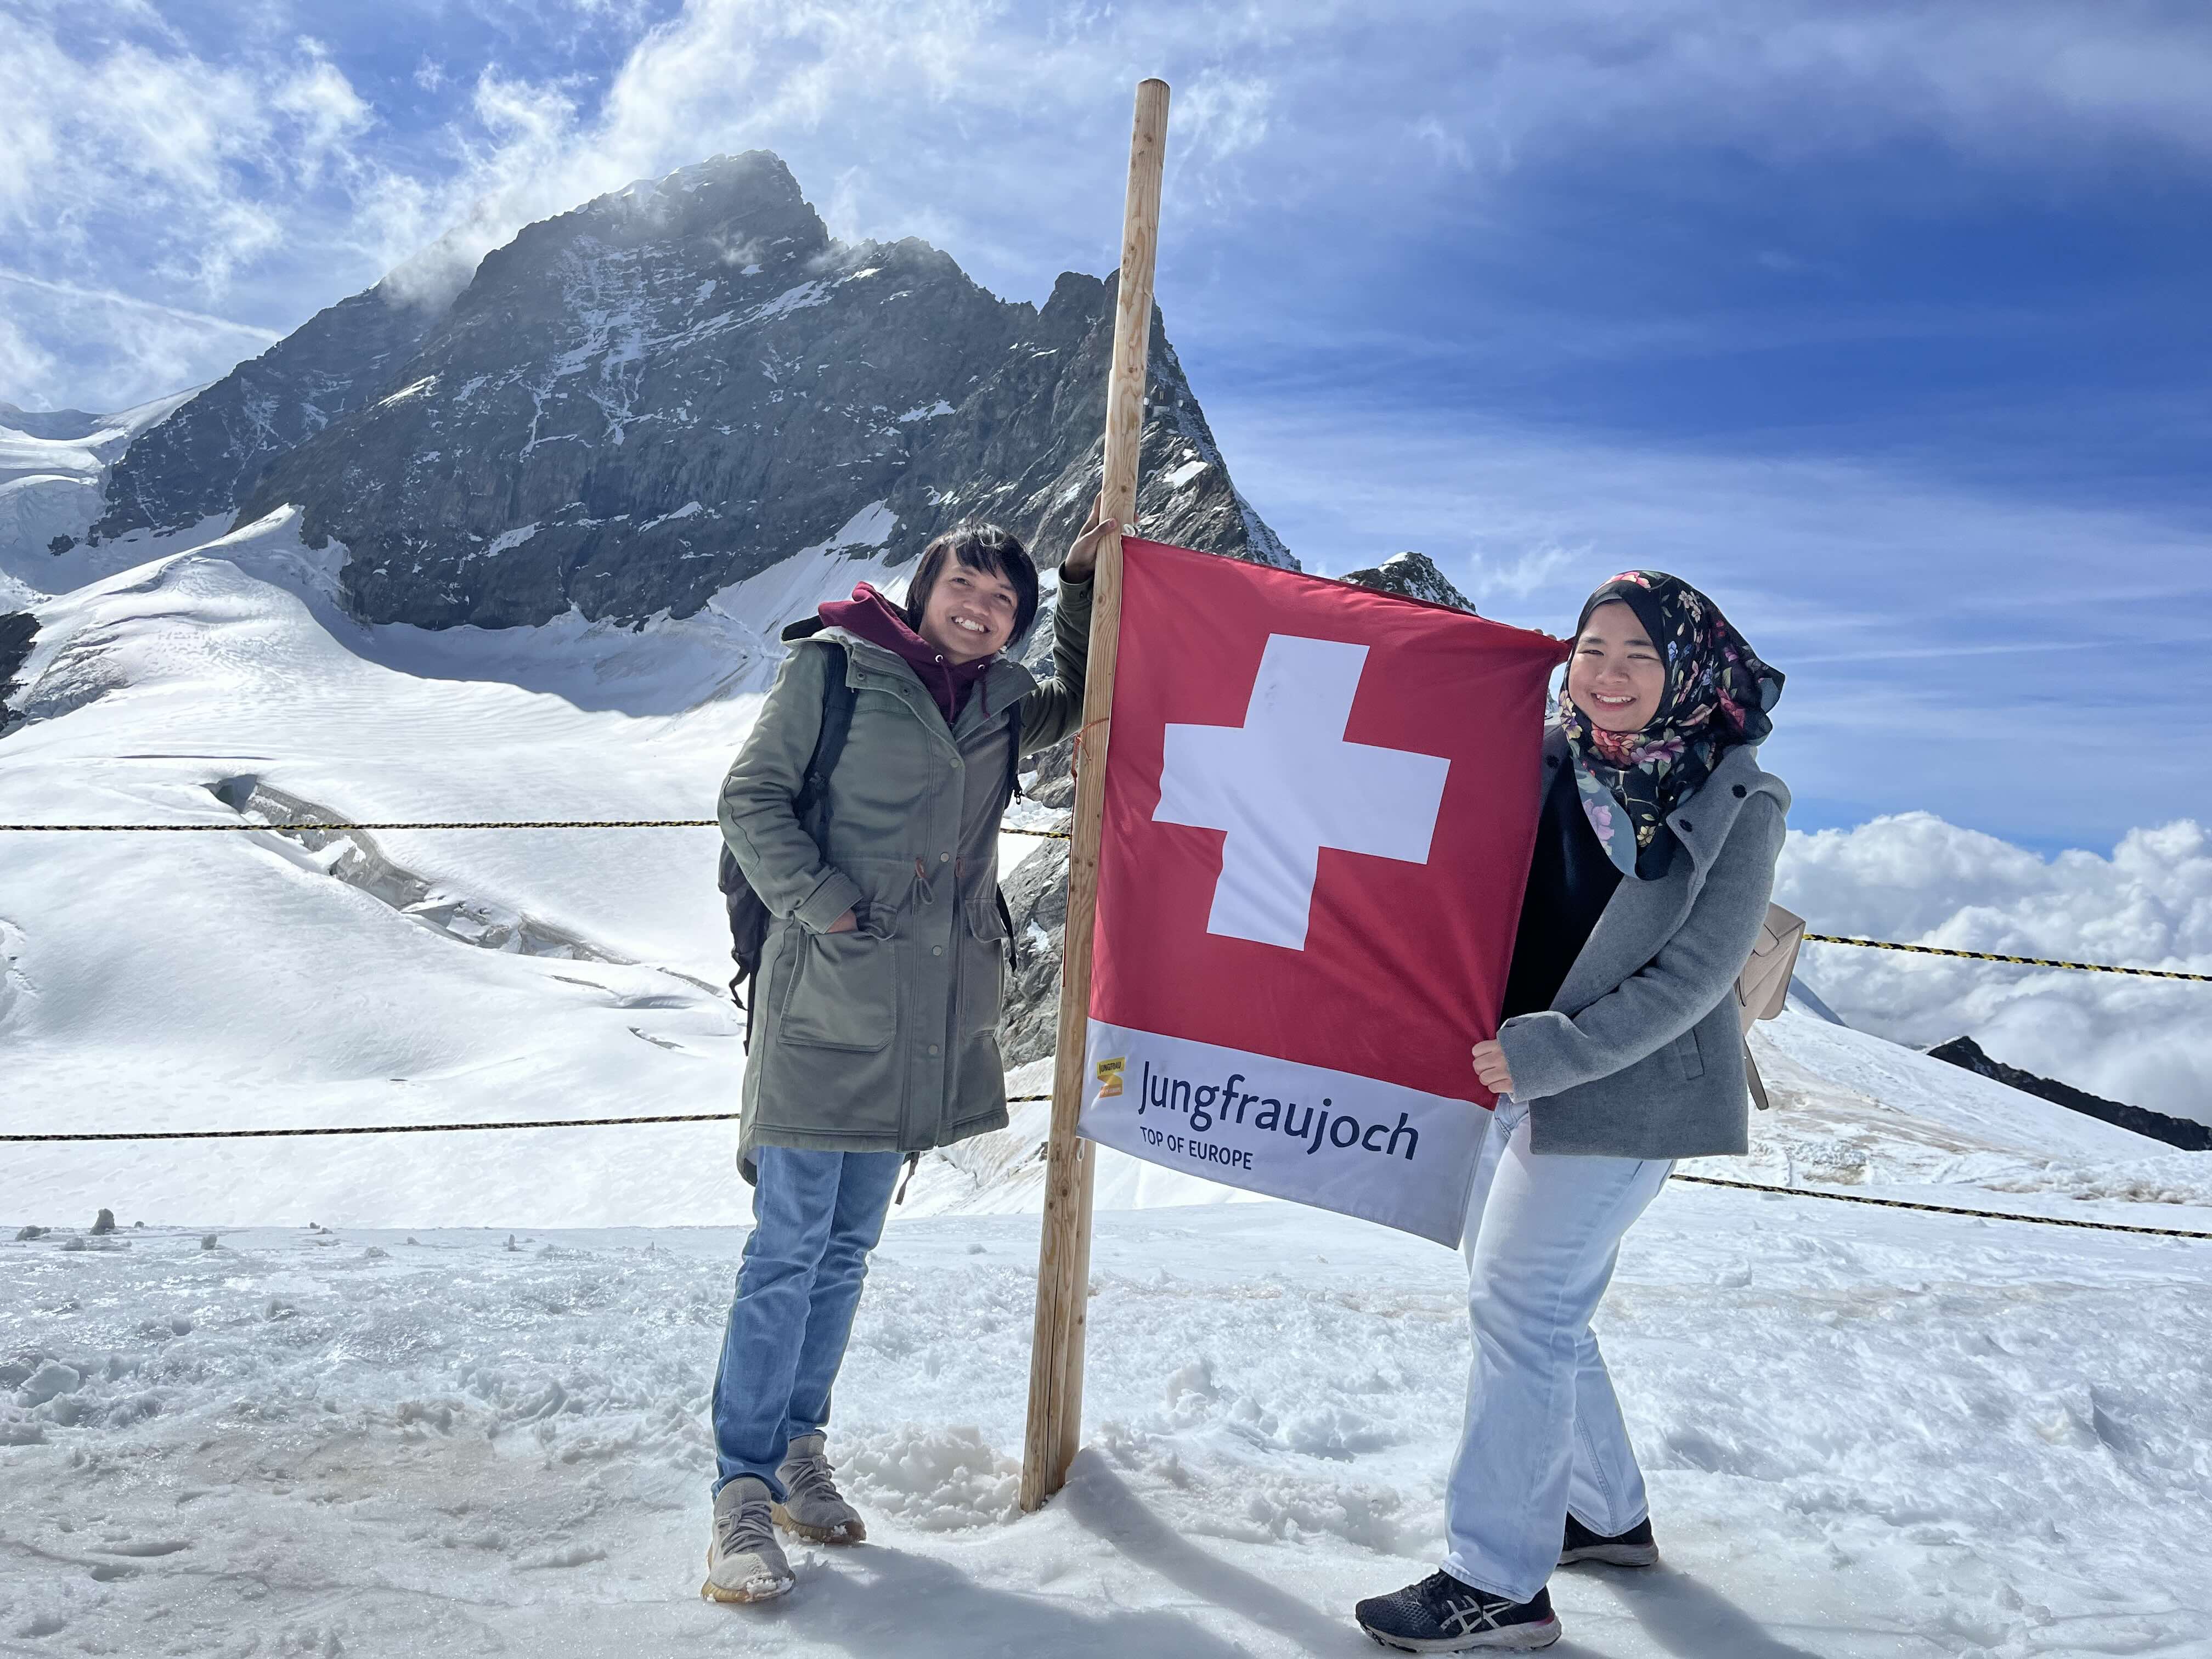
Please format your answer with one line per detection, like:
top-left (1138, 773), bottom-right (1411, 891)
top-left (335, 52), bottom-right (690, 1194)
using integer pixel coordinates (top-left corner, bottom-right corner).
top-left (1020, 76), bottom-right (1170, 1514)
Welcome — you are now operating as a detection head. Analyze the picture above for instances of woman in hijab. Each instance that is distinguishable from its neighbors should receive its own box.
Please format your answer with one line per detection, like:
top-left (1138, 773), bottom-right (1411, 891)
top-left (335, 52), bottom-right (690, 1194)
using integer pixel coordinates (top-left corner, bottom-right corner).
top-left (1357, 572), bottom-right (1788, 1653)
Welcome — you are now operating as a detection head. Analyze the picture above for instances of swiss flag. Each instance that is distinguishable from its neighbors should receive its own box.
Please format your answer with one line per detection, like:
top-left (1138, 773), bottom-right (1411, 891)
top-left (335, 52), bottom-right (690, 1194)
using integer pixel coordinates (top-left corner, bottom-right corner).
top-left (1077, 539), bottom-right (1567, 1243)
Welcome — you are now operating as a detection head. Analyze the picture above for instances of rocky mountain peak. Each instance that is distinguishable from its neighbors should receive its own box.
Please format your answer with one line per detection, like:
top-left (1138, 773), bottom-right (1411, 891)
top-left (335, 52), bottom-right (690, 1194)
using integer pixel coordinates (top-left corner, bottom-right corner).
top-left (455, 151), bottom-right (831, 346)
top-left (211, 153), bottom-right (1289, 629)
top-left (1340, 551), bottom-right (1476, 613)
top-left (69, 151), bottom-right (1289, 631)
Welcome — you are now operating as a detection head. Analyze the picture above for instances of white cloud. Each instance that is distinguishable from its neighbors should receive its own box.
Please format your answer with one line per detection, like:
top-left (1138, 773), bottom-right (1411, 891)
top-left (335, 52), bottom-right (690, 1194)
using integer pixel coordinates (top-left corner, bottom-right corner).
top-left (336, 0), bottom-right (2212, 330)
top-left (0, 13), bottom-right (377, 405)
top-left (0, 315), bottom-right (63, 409)
top-left (1779, 815), bottom-right (2212, 1127)
top-left (270, 40), bottom-right (376, 180)
top-left (1458, 539), bottom-right (1581, 602)
top-left (1381, 0), bottom-right (2212, 177)
top-left (14, 0), bottom-right (2212, 409)
top-left (0, 270), bottom-right (276, 412)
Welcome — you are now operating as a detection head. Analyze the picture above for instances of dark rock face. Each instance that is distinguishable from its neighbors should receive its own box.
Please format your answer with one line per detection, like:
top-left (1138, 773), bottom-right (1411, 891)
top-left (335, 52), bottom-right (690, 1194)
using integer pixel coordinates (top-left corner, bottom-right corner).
top-left (1, 611), bottom-right (35, 735)
top-left (233, 151), bottom-right (1289, 629)
top-left (1340, 550), bottom-right (1476, 613)
top-left (1926, 1036), bottom-right (2210, 1152)
top-left (91, 287), bottom-right (440, 542)
top-left (1000, 839), bottom-right (1073, 1067)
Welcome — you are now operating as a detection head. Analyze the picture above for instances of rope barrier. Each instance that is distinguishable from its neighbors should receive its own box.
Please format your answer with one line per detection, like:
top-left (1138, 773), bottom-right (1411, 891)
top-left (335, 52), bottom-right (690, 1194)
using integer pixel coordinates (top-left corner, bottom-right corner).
top-left (0, 816), bottom-right (2199, 974)
top-left (0, 1112), bottom-right (741, 1142)
top-left (0, 1098), bottom-right (1058, 1145)
top-left (1668, 1172), bottom-right (2212, 1241)
top-left (5, 1099), bottom-right (2203, 1239)
top-left (1803, 934), bottom-right (2211, 984)
top-left (0, 819), bottom-right (719, 833)
top-left (0, 818), bottom-right (1082, 839)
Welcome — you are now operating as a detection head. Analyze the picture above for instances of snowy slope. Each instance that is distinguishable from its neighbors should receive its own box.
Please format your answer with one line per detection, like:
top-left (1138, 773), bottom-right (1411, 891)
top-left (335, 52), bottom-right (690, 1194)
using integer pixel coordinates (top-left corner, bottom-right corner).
top-left (1, 511), bottom-right (917, 1229)
top-left (0, 394), bottom-right (202, 607)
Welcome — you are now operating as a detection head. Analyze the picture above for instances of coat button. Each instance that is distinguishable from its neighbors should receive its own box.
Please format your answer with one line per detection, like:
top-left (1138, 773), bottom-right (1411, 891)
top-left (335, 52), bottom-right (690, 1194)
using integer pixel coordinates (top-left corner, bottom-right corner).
top-left (1733, 784), bottom-right (1747, 798)
top-left (951, 757), bottom-right (963, 769)
top-left (931, 945), bottom-right (944, 956)
top-left (928, 1044), bottom-right (940, 1056)
top-left (939, 851), bottom-right (951, 862)
top-left (1679, 819), bottom-right (1694, 833)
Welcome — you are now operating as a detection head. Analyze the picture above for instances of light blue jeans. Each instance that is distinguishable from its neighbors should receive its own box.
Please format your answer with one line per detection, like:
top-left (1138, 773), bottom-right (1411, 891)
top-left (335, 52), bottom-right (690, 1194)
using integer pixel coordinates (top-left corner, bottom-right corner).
top-left (710, 1146), bottom-right (904, 1498)
top-left (1441, 1098), bottom-right (1674, 1604)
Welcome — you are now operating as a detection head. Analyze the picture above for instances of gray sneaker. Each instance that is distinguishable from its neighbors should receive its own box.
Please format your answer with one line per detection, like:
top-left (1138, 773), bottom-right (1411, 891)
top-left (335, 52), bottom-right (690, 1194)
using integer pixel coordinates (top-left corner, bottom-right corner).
top-left (772, 1433), bottom-right (867, 1544)
top-left (702, 1476), bottom-right (795, 1604)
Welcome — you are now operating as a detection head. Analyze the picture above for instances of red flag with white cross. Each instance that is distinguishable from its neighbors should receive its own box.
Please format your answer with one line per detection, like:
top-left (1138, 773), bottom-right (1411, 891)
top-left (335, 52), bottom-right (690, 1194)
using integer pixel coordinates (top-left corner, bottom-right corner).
top-left (1076, 538), bottom-right (1570, 1244)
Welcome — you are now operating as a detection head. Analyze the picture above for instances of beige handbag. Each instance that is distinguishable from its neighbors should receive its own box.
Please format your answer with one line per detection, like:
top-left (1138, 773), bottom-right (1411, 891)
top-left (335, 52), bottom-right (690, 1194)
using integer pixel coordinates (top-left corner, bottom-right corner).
top-left (1733, 902), bottom-right (1805, 1110)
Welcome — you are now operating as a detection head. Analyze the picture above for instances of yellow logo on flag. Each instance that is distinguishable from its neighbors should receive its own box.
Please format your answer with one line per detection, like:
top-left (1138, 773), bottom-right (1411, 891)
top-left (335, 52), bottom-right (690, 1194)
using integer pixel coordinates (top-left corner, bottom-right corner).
top-left (1094, 1057), bottom-right (1126, 1098)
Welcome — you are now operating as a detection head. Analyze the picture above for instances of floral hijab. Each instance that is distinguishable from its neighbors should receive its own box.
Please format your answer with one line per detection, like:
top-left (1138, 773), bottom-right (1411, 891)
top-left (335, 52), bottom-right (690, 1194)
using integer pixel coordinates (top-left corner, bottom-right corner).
top-left (1560, 571), bottom-right (1783, 881)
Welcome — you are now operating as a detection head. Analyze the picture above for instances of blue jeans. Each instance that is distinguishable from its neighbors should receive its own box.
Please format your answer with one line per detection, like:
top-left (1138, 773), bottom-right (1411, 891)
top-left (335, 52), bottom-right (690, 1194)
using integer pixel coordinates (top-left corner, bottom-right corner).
top-left (710, 1146), bottom-right (904, 1498)
top-left (1441, 1098), bottom-right (1674, 1604)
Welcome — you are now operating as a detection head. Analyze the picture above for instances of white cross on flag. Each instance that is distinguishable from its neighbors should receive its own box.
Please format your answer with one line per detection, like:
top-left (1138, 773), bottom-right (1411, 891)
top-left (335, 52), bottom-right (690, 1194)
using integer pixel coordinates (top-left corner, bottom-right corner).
top-left (1078, 538), bottom-right (1568, 1244)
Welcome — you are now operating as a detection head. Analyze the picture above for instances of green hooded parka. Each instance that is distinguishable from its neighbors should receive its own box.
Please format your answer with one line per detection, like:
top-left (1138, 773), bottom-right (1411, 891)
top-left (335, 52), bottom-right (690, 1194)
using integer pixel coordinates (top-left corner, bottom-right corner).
top-left (716, 578), bottom-right (1092, 1167)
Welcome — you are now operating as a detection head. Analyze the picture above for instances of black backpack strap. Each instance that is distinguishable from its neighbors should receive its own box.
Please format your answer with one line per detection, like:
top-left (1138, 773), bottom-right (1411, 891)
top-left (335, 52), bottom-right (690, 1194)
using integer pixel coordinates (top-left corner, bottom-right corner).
top-left (793, 640), bottom-right (856, 845)
top-left (715, 639), bottom-right (855, 895)
top-left (719, 638), bottom-right (857, 1030)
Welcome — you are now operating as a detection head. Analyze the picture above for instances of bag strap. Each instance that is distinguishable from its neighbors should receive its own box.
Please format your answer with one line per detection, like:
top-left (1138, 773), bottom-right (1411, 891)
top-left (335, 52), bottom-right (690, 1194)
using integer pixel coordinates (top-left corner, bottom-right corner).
top-left (716, 638), bottom-right (856, 1030)
top-left (1745, 1047), bottom-right (1774, 1112)
top-left (1735, 901), bottom-right (1805, 1112)
top-left (793, 641), bottom-right (856, 846)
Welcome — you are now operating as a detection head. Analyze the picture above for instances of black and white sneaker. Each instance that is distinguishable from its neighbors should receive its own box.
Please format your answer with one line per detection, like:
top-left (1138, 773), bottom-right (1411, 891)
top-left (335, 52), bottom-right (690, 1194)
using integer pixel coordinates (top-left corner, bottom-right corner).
top-left (1355, 1571), bottom-right (1561, 1651)
top-left (1559, 1512), bottom-right (1659, 1567)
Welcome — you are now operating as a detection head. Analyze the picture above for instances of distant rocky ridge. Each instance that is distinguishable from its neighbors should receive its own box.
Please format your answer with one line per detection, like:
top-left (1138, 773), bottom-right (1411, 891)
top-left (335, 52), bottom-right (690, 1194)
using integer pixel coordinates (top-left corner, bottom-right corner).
top-left (78, 151), bottom-right (1289, 630)
top-left (1339, 551), bottom-right (1476, 612)
top-left (88, 289), bottom-right (439, 546)
top-left (1925, 1036), bottom-right (2209, 1152)
top-left (0, 612), bottom-right (33, 734)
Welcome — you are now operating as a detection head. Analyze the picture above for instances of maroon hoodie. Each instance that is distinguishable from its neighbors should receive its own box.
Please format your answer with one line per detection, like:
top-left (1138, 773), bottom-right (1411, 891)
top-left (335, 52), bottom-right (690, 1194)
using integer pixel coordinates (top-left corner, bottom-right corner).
top-left (818, 583), bottom-right (995, 726)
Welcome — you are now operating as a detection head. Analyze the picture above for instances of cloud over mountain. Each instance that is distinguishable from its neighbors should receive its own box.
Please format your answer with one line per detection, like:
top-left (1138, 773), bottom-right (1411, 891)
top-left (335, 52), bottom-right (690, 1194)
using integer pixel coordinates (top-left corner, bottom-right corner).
top-left (1779, 814), bottom-right (2212, 1126)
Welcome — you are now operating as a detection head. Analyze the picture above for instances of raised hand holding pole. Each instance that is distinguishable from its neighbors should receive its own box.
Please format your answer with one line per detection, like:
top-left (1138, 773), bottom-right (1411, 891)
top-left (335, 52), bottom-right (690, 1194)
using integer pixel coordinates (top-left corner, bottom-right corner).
top-left (1020, 76), bottom-right (1170, 1513)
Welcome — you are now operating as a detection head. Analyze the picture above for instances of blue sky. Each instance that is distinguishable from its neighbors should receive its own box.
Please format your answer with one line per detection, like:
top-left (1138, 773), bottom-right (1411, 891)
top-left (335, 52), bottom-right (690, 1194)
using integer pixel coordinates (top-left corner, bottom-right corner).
top-left (5, 0), bottom-right (2209, 849)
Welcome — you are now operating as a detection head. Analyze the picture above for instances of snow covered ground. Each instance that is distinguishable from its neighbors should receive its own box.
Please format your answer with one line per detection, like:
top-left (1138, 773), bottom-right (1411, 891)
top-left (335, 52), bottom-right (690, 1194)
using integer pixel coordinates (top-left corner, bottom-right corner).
top-left (6, 464), bottom-right (2212, 1655)
top-left (5, 1189), bottom-right (2209, 1658)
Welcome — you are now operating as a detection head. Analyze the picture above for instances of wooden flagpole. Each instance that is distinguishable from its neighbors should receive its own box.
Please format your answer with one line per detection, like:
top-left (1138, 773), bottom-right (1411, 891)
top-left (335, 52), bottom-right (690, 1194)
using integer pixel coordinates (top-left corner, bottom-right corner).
top-left (1020, 76), bottom-right (1170, 1514)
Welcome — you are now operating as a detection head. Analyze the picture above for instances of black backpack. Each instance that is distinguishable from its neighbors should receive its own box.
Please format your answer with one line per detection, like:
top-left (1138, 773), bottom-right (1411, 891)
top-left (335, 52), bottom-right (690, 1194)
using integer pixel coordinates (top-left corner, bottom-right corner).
top-left (715, 621), bottom-right (1024, 1041)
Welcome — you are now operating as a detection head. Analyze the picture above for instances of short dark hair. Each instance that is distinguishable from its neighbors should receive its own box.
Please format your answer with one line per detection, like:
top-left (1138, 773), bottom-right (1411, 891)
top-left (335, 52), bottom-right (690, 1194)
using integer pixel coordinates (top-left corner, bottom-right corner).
top-left (904, 523), bottom-right (1040, 645)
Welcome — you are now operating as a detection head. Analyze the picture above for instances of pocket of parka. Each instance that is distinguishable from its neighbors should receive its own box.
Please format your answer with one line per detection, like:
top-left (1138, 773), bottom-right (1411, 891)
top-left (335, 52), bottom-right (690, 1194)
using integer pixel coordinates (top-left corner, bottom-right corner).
top-left (778, 931), bottom-right (898, 1051)
top-left (957, 896), bottom-right (1009, 1034)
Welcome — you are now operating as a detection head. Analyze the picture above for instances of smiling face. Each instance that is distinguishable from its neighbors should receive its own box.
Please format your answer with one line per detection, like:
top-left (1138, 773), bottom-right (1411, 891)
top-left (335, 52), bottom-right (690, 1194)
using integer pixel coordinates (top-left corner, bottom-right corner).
top-left (915, 554), bottom-right (1020, 664)
top-left (1567, 599), bottom-right (1668, 734)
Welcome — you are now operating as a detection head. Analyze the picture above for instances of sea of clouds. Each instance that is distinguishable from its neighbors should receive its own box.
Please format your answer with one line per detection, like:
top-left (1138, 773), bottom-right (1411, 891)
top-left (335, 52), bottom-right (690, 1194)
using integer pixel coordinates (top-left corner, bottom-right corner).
top-left (1775, 814), bottom-right (2212, 1127)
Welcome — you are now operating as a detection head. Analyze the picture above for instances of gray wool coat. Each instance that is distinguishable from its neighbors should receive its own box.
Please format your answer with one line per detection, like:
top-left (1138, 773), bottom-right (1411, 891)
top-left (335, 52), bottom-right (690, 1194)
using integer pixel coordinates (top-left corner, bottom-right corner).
top-left (1495, 727), bottom-right (1790, 1161)
top-left (718, 579), bottom-right (1091, 1166)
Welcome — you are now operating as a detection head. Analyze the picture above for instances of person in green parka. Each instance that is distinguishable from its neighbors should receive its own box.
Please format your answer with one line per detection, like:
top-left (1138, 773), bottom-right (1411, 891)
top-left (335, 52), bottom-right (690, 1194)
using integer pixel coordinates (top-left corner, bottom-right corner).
top-left (700, 499), bottom-right (1111, 1606)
